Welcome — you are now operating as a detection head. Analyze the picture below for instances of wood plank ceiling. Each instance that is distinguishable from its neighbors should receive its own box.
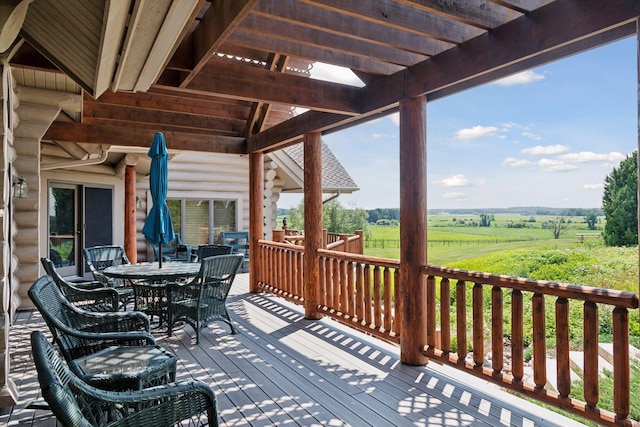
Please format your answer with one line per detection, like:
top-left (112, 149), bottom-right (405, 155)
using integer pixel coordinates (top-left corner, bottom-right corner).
top-left (9, 0), bottom-right (640, 155)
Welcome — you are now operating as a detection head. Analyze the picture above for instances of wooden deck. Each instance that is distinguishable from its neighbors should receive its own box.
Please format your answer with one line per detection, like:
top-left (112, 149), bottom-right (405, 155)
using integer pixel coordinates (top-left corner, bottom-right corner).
top-left (1, 274), bottom-right (589, 427)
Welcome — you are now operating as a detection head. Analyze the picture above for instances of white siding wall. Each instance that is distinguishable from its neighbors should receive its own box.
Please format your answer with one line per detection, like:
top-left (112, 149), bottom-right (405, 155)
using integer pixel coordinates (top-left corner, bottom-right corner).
top-left (135, 151), bottom-right (250, 262)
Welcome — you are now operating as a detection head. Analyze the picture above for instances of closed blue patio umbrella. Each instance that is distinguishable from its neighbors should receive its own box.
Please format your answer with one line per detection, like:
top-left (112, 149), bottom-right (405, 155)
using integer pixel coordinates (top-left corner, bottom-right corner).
top-left (142, 132), bottom-right (175, 268)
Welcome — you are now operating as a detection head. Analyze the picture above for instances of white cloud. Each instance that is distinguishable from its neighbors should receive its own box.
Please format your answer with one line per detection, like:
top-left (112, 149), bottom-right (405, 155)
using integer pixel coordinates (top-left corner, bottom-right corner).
top-left (583, 183), bottom-right (604, 190)
top-left (437, 174), bottom-right (470, 187)
top-left (456, 125), bottom-right (499, 140)
top-left (372, 133), bottom-right (396, 139)
top-left (309, 62), bottom-right (365, 87)
top-left (522, 144), bottom-right (569, 156)
top-left (388, 112), bottom-right (400, 126)
top-left (558, 151), bottom-right (626, 163)
top-left (537, 159), bottom-right (577, 172)
top-left (443, 192), bottom-right (467, 200)
top-left (494, 70), bottom-right (546, 86)
top-left (522, 131), bottom-right (543, 141)
top-left (502, 157), bottom-right (532, 167)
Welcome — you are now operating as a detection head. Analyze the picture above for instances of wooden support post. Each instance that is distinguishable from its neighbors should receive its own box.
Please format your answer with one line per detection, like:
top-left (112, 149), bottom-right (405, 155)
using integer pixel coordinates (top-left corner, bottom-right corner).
top-left (304, 132), bottom-right (322, 320)
top-left (124, 165), bottom-right (137, 263)
top-left (399, 95), bottom-right (428, 365)
top-left (249, 152), bottom-right (264, 293)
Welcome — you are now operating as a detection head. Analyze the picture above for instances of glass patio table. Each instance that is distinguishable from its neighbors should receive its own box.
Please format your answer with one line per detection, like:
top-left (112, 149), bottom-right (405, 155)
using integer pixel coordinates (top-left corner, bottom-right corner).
top-left (104, 262), bottom-right (200, 326)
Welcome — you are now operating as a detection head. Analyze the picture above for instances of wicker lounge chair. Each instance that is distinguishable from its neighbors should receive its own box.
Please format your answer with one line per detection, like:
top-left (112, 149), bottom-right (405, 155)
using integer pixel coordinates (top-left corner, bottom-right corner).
top-left (31, 330), bottom-right (218, 427)
top-left (168, 254), bottom-right (243, 343)
top-left (41, 257), bottom-right (119, 312)
top-left (29, 275), bottom-right (177, 390)
top-left (83, 245), bottom-right (135, 307)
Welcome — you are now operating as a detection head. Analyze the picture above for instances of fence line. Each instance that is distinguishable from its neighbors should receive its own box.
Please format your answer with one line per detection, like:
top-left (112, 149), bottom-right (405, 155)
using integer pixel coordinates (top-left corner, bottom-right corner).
top-left (365, 238), bottom-right (538, 248)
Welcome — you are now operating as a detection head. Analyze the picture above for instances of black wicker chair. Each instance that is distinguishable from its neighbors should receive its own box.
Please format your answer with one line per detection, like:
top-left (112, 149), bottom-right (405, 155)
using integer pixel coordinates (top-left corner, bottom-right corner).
top-left (31, 330), bottom-right (218, 427)
top-left (41, 257), bottom-right (119, 312)
top-left (190, 244), bottom-right (233, 262)
top-left (168, 254), bottom-right (243, 343)
top-left (83, 245), bottom-right (134, 307)
top-left (29, 275), bottom-right (177, 390)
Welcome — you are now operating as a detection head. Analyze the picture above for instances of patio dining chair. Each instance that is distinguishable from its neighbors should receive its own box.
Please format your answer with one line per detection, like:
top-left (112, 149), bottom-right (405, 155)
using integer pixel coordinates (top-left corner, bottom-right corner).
top-left (29, 275), bottom-right (177, 391)
top-left (168, 254), bottom-right (244, 344)
top-left (31, 330), bottom-right (219, 427)
top-left (190, 244), bottom-right (233, 262)
top-left (83, 245), bottom-right (134, 307)
top-left (41, 257), bottom-right (119, 312)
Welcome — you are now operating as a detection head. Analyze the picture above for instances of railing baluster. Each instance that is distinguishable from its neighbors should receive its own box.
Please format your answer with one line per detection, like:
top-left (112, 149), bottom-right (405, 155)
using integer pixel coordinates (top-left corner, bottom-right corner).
top-left (333, 258), bottom-right (340, 311)
top-left (440, 278), bottom-right (450, 353)
top-left (374, 266), bottom-right (382, 328)
top-left (326, 257), bottom-right (333, 309)
top-left (426, 275), bottom-right (436, 349)
top-left (355, 262), bottom-right (364, 323)
top-left (340, 259), bottom-right (348, 314)
top-left (555, 297), bottom-right (570, 398)
top-left (511, 290), bottom-right (523, 382)
top-left (584, 301), bottom-right (599, 408)
top-left (613, 306), bottom-right (630, 420)
top-left (318, 255), bottom-right (326, 306)
top-left (384, 267), bottom-right (392, 332)
top-left (472, 283), bottom-right (484, 367)
top-left (532, 293), bottom-right (546, 390)
top-left (347, 260), bottom-right (355, 319)
top-left (393, 268), bottom-right (400, 336)
top-left (364, 265), bottom-right (372, 326)
top-left (456, 280), bottom-right (467, 363)
top-left (491, 286), bottom-right (503, 374)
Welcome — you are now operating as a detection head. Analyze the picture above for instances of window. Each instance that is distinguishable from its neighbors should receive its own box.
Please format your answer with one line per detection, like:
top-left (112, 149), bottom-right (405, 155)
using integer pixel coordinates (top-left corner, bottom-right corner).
top-left (167, 198), bottom-right (236, 245)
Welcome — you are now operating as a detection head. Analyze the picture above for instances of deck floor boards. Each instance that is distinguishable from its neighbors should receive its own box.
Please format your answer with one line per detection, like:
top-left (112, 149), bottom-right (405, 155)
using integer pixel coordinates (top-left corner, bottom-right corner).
top-left (2, 273), bottom-right (587, 426)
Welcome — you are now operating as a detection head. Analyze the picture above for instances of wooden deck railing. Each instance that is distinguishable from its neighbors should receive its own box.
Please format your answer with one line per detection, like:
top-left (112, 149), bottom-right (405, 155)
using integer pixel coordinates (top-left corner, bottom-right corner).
top-left (316, 249), bottom-right (400, 342)
top-left (256, 241), bottom-right (639, 426)
top-left (257, 240), bottom-right (304, 302)
top-left (422, 265), bottom-right (639, 426)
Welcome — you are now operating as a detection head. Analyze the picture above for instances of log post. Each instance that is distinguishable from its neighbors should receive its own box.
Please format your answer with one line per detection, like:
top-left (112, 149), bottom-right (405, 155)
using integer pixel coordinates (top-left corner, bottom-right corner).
top-left (399, 95), bottom-right (428, 365)
top-left (304, 132), bottom-right (322, 320)
top-left (249, 152), bottom-right (264, 293)
top-left (124, 165), bottom-right (137, 263)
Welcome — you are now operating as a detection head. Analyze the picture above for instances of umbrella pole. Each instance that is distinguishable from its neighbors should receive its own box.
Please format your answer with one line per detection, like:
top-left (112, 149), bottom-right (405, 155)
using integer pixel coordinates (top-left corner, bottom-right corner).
top-left (159, 243), bottom-right (163, 268)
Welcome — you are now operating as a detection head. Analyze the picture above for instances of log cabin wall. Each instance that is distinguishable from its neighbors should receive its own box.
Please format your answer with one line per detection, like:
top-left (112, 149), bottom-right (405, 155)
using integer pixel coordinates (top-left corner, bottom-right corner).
top-left (12, 83), bottom-right (81, 309)
top-left (0, 61), bottom-right (17, 407)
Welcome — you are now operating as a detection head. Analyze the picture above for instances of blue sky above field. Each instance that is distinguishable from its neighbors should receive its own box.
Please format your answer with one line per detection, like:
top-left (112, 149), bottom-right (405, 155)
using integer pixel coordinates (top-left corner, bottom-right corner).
top-left (278, 36), bottom-right (637, 211)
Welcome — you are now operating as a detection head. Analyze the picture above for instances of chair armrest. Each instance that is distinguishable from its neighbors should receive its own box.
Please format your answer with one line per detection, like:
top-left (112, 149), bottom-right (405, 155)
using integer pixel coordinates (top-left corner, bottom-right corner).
top-left (70, 379), bottom-right (217, 427)
top-left (62, 300), bottom-right (151, 332)
top-left (64, 287), bottom-right (119, 312)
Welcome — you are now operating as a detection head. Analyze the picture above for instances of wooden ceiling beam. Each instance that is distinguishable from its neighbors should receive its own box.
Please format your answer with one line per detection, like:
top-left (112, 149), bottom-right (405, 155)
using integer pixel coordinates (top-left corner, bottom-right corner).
top-left (44, 122), bottom-right (246, 154)
top-left (395, 0), bottom-right (522, 30)
top-left (299, 0), bottom-right (483, 43)
top-left (254, 0), bottom-right (452, 56)
top-left (227, 29), bottom-right (404, 76)
top-left (249, 0), bottom-right (640, 153)
top-left (179, 0), bottom-right (258, 87)
top-left (187, 59), bottom-right (362, 114)
top-left (362, 0), bottom-right (640, 111)
top-left (240, 14), bottom-right (427, 67)
top-left (83, 102), bottom-right (245, 135)
top-left (88, 90), bottom-right (250, 120)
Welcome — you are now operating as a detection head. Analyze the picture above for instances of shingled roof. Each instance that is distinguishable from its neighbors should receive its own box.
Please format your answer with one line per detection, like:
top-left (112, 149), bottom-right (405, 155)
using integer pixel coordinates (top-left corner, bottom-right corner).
top-left (268, 141), bottom-right (359, 194)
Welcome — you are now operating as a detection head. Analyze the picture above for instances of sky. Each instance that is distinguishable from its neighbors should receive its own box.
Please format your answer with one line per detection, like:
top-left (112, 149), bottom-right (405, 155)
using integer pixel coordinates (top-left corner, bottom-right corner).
top-left (278, 36), bottom-right (638, 211)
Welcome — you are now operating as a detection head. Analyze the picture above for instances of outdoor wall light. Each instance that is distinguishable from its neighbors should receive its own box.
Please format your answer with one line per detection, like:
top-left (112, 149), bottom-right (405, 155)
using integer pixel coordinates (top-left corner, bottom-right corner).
top-left (12, 175), bottom-right (28, 199)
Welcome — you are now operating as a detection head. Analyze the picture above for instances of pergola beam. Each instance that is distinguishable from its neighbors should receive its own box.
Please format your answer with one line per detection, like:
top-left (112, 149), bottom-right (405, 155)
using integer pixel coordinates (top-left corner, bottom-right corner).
top-left (187, 59), bottom-right (362, 114)
top-left (44, 122), bottom-right (246, 153)
top-left (178, 0), bottom-right (258, 87)
top-left (248, 0), bottom-right (640, 152)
